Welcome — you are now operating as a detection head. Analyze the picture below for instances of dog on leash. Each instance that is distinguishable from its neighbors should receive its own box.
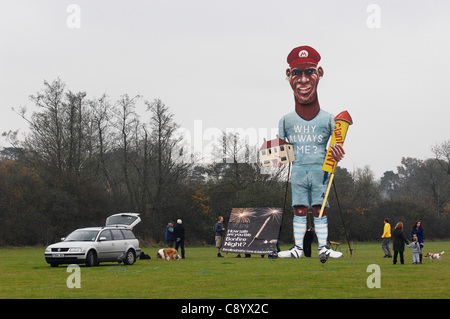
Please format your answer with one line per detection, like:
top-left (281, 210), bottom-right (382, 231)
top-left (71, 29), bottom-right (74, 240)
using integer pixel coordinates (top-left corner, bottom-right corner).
top-left (157, 248), bottom-right (181, 261)
top-left (424, 251), bottom-right (444, 261)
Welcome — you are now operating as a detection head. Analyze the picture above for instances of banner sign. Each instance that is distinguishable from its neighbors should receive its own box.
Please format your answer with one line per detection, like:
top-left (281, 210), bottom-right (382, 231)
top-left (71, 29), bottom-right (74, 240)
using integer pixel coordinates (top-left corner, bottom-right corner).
top-left (222, 207), bottom-right (283, 255)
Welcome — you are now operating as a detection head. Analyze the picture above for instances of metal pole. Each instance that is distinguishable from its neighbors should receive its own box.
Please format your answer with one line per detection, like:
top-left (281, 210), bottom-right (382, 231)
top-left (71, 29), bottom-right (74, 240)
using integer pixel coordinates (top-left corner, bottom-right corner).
top-left (332, 179), bottom-right (352, 257)
top-left (318, 173), bottom-right (334, 218)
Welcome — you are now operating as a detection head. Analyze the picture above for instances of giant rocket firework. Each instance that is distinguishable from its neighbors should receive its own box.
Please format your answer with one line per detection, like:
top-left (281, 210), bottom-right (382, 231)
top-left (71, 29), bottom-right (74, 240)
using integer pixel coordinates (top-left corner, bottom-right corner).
top-left (322, 111), bottom-right (353, 174)
top-left (319, 111), bottom-right (353, 218)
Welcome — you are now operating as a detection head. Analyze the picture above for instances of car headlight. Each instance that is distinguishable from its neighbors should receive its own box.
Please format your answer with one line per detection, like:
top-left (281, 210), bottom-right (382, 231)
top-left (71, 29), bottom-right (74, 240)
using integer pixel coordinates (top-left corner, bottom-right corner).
top-left (45, 247), bottom-right (51, 252)
top-left (69, 247), bottom-right (83, 252)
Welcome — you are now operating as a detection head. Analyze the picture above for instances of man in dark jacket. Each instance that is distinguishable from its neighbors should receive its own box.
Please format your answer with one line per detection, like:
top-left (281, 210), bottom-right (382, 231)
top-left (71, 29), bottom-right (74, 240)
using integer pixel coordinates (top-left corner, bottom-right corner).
top-left (174, 219), bottom-right (185, 259)
top-left (215, 216), bottom-right (226, 257)
top-left (303, 227), bottom-right (315, 257)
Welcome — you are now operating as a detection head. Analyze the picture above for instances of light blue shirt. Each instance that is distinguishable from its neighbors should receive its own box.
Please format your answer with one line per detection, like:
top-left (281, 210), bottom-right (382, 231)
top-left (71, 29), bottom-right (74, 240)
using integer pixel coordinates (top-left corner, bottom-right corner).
top-left (278, 109), bottom-right (335, 168)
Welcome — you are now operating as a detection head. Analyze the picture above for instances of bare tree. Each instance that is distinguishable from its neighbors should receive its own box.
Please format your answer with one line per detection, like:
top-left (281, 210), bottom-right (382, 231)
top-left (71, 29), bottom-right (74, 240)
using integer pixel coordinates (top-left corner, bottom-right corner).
top-left (432, 139), bottom-right (450, 175)
top-left (89, 95), bottom-right (117, 195)
top-left (144, 99), bottom-right (191, 221)
top-left (113, 94), bottom-right (141, 209)
top-left (22, 79), bottom-right (66, 170)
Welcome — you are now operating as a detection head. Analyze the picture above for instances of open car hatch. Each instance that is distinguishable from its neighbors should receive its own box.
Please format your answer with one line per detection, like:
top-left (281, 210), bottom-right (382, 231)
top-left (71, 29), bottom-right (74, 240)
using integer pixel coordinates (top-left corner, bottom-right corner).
top-left (105, 213), bottom-right (141, 229)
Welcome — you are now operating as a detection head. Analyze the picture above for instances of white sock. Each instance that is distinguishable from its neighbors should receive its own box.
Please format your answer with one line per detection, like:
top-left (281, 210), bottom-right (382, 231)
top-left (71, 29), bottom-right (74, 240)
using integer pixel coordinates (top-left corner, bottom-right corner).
top-left (293, 215), bottom-right (307, 249)
top-left (314, 216), bottom-right (328, 249)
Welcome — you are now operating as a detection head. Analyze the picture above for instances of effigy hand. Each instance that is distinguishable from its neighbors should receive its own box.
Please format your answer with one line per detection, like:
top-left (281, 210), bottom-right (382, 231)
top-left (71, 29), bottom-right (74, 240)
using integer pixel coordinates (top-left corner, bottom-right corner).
top-left (330, 144), bottom-right (345, 162)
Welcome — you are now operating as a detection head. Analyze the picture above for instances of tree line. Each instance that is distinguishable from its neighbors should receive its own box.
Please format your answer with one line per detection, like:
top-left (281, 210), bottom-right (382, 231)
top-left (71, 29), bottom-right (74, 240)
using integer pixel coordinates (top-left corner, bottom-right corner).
top-left (1, 79), bottom-right (449, 246)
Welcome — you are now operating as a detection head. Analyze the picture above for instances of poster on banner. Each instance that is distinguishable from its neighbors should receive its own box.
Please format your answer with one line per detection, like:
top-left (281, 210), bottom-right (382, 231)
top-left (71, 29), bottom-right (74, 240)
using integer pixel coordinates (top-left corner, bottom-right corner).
top-left (222, 207), bottom-right (283, 255)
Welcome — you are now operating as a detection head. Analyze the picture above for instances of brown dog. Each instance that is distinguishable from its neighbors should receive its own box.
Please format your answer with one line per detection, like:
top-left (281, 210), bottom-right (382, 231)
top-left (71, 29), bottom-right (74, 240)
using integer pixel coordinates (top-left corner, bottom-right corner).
top-left (424, 251), bottom-right (444, 261)
top-left (156, 248), bottom-right (181, 261)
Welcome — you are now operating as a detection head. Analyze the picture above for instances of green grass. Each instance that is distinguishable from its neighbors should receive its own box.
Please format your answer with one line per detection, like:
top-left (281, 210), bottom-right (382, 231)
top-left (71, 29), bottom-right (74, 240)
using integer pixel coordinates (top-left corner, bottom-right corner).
top-left (1, 242), bottom-right (449, 299)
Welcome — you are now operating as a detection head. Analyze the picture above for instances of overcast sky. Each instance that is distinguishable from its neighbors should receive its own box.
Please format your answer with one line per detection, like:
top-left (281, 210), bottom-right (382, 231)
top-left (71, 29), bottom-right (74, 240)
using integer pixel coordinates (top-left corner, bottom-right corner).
top-left (1, 0), bottom-right (449, 179)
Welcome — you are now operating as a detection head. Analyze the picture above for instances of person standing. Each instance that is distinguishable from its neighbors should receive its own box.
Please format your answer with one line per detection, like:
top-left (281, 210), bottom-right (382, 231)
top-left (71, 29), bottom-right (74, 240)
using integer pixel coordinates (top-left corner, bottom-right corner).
top-left (381, 218), bottom-right (392, 258)
top-left (411, 221), bottom-right (424, 264)
top-left (174, 219), bottom-right (185, 259)
top-left (392, 222), bottom-right (409, 265)
top-left (407, 236), bottom-right (421, 264)
top-left (303, 227), bottom-right (314, 257)
top-left (165, 220), bottom-right (175, 248)
top-left (215, 216), bottom-right (226, 258)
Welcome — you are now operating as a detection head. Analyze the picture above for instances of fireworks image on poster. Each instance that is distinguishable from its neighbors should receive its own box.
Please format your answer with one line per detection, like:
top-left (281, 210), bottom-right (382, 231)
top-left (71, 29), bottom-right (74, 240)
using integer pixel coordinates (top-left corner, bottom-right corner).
top-left (229, 208), bottom-right (255, 224)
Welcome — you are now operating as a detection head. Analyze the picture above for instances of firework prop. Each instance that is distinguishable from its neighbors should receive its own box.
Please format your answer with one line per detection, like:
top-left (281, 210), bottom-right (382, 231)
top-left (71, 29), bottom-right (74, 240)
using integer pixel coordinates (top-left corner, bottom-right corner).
top-left (318, 111), bottom-right (353, 218)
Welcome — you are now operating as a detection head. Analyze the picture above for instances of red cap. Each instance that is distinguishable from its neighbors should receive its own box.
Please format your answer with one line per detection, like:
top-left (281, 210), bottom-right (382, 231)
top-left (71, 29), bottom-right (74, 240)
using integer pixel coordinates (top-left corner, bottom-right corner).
top-left (287, 46), bottom-right (321, 67)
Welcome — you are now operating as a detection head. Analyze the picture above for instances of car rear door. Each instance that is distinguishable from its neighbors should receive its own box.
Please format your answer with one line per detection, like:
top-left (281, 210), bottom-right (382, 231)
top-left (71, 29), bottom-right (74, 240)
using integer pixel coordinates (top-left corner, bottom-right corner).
top-left (105, 213), bottom-right (141, 229)
top-left (110, 229), bottom-right (127, 258)
top-left (121, 229), bottom-right (140, 255)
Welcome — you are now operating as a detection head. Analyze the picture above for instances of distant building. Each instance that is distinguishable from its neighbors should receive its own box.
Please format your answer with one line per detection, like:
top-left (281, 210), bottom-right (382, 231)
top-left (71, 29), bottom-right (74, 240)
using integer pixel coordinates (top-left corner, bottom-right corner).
top-left (259, 136), bottom-right (295, 167)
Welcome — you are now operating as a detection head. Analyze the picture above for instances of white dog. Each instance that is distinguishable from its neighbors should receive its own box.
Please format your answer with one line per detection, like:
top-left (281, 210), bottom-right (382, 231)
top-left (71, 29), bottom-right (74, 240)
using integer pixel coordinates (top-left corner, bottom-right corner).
top-left (424, 251), bottom-right (444, 261)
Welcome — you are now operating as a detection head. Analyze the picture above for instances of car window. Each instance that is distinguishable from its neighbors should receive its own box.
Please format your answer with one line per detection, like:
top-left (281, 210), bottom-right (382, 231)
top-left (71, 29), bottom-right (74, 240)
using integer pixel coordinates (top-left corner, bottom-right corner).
top-left (65, 230), bottom-right (99, 242)
top-left (106, 215), bottom-right (138, 226)
top-left (99, 229), bottom-right (112, 241)
top-left (111, 229), bottom-right (124, 240)
top-left (121, 229), bottom-right (136, 239)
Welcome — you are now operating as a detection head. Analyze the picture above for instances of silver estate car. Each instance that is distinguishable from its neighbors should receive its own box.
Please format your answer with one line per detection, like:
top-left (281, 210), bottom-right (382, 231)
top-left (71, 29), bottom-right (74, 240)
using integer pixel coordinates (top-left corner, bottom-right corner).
top-left (45, 213), bottom-right (141, 267)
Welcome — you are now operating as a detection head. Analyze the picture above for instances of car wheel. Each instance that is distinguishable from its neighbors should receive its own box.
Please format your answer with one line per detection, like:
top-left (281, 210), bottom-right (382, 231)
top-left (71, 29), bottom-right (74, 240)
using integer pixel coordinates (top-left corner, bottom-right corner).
top-left (123, 249), bottom-right (136, 265)
top-left (85, 250), bottom-right (97, 267)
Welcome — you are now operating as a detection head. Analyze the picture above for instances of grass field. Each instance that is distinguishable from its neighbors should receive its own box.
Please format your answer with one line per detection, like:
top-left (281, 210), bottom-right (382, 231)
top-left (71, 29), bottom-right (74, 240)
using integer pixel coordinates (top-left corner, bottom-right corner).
top-left (1, 242), bottom-right (449, 299)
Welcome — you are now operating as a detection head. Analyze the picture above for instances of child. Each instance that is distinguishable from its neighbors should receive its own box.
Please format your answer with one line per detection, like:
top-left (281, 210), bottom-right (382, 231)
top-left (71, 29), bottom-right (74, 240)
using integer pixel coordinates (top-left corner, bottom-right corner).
top-left (407, 236), bottom-right (421, 264)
